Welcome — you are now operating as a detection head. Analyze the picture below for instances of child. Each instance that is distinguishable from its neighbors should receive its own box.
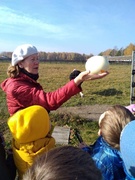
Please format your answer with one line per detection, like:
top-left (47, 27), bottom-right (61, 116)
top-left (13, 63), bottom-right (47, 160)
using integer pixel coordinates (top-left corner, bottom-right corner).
top-left (125, 104), bottom-right (135, 115)
top-left (120, 120), bottom-right (135, 180)
top-left (8, 105), bottom-right (55, 179)
top-left (23, 145), bottom-right (102, 180)
top-left (80, 105), bottom-right (135, 180)
top-left (0, 133), bottom-right (15, 180)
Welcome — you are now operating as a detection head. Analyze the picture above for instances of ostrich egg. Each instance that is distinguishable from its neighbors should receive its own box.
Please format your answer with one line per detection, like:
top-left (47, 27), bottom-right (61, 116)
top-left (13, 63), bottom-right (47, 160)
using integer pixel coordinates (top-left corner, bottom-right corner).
top-left (85, 56), bottom-right (109, 74)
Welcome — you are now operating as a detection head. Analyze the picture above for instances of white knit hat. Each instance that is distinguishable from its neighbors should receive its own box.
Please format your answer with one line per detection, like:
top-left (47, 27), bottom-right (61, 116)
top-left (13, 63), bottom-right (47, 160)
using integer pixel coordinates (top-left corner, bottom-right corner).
top-left (12, 44), bottom-right (38, 66)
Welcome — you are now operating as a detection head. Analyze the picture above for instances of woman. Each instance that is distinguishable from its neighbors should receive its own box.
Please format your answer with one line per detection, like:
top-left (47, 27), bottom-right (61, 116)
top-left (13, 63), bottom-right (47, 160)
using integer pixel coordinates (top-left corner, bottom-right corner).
top-left (1, 44), bottom-right (109, 116)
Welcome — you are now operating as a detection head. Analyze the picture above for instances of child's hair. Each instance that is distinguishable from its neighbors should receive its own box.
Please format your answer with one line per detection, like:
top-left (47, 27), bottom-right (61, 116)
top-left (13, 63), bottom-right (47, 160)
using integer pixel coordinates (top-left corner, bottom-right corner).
top-left (99, 105), bottom-right (135, 150)
top-left (23, 145), bottom-right (102, 180)
top-left (7, 64), bottom-right (20, 78)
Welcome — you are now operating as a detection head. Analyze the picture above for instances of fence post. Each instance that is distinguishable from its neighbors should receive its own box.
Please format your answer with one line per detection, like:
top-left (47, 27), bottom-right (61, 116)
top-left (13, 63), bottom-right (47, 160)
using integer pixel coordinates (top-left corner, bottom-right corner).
top-left (130, 51), bottom-right (135, 104)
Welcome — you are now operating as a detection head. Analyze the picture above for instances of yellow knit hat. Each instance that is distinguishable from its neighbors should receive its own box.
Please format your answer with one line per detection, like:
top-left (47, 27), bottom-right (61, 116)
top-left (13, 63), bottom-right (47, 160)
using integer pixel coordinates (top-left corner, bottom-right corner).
top-left (8, 105), bottom-right (50, 144)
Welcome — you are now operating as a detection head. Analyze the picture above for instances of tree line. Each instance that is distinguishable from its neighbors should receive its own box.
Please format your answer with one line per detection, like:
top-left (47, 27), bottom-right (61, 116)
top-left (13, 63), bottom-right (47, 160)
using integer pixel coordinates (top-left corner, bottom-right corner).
top-left (0, 43), bottom-right (135, 62)
top-left (99, 43), bottom-right (135, 56)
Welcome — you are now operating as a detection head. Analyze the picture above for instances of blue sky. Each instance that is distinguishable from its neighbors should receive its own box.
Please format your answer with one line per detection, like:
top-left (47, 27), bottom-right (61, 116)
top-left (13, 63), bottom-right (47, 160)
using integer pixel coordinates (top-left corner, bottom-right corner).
top-left (0, 0), bottom-right (135, 55)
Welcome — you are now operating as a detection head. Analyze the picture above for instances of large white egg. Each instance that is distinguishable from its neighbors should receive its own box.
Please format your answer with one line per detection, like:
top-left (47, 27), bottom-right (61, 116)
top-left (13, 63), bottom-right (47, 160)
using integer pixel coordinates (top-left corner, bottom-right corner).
top-left (85, 56), bottom-right (109, 74)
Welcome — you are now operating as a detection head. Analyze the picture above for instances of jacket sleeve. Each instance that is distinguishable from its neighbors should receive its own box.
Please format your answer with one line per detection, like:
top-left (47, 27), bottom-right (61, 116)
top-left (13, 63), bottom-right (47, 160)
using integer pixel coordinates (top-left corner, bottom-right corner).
top-left (34, 80), bottom-right (82, 111)
top-left (8, 79), bottom-right (82, 114)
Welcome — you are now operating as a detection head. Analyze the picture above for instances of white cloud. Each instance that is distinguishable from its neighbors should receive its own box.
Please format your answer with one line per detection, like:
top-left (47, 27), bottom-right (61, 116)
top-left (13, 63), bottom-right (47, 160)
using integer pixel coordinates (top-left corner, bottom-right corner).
top-left (0, 6), bottom-right (68, 38)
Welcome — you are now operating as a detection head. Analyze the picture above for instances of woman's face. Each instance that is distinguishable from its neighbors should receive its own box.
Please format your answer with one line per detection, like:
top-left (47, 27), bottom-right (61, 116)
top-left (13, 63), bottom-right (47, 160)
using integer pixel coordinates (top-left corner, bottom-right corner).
top-left (19, 54), bottom-right (39, 74)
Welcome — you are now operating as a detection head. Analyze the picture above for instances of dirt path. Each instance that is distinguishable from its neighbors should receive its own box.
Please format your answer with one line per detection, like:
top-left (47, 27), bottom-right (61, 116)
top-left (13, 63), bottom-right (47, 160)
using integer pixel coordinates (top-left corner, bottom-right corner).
top-left (52, 104), bottom-right (111, 121)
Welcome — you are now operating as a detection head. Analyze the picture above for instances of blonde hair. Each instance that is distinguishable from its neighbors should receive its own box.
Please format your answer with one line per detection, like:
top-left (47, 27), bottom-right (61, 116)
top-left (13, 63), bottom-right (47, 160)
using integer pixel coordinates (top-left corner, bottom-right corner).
top-left (7, 64), bottom-right (20, 78)
top-left (100, 105), bottom-right (135, 150)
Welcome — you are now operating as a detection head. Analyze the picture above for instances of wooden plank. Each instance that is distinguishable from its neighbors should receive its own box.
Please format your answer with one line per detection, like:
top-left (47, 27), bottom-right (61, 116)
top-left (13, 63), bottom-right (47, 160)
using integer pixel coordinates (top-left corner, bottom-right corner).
top-left (52, 126), bottom-right (70, 145)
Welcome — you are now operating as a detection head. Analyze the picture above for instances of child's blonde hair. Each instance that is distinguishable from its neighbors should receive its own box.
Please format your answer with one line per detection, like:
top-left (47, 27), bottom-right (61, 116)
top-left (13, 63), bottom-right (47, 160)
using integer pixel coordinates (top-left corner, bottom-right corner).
top-left (99, 105), bottom-right (135, 150)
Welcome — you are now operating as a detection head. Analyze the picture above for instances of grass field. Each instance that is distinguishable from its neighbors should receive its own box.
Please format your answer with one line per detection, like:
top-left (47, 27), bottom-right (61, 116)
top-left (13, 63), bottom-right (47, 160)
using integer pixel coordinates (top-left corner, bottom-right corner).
top-left (39, 62), bottom-right (131, 106)
top-left (0, 61), bottom-right (132, 147)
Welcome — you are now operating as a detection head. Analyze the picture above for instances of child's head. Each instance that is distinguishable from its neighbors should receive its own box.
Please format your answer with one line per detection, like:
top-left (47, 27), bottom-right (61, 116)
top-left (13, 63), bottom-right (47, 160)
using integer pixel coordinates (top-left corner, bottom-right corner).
top-left (8, 105), bottom-right (51, 144)
top-left (23, 145), bottom-right (102, 180)
top-left (98, 105), bottom-right (135, 150)
top-left (120, 121), bottom-right (135, 179)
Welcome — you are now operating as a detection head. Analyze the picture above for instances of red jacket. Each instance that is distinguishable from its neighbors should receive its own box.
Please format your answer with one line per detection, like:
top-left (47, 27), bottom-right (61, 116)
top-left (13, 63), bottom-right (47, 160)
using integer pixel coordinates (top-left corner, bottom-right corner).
top-left (1, 73), bottom-right (81, 116)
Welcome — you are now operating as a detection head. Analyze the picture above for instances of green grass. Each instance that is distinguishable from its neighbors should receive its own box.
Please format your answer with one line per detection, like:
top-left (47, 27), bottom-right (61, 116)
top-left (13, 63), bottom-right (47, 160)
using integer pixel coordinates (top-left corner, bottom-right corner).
top-left (50, 112), bottom-right (99, 146)
top-left (0, 61), bottom-right (132, 147)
